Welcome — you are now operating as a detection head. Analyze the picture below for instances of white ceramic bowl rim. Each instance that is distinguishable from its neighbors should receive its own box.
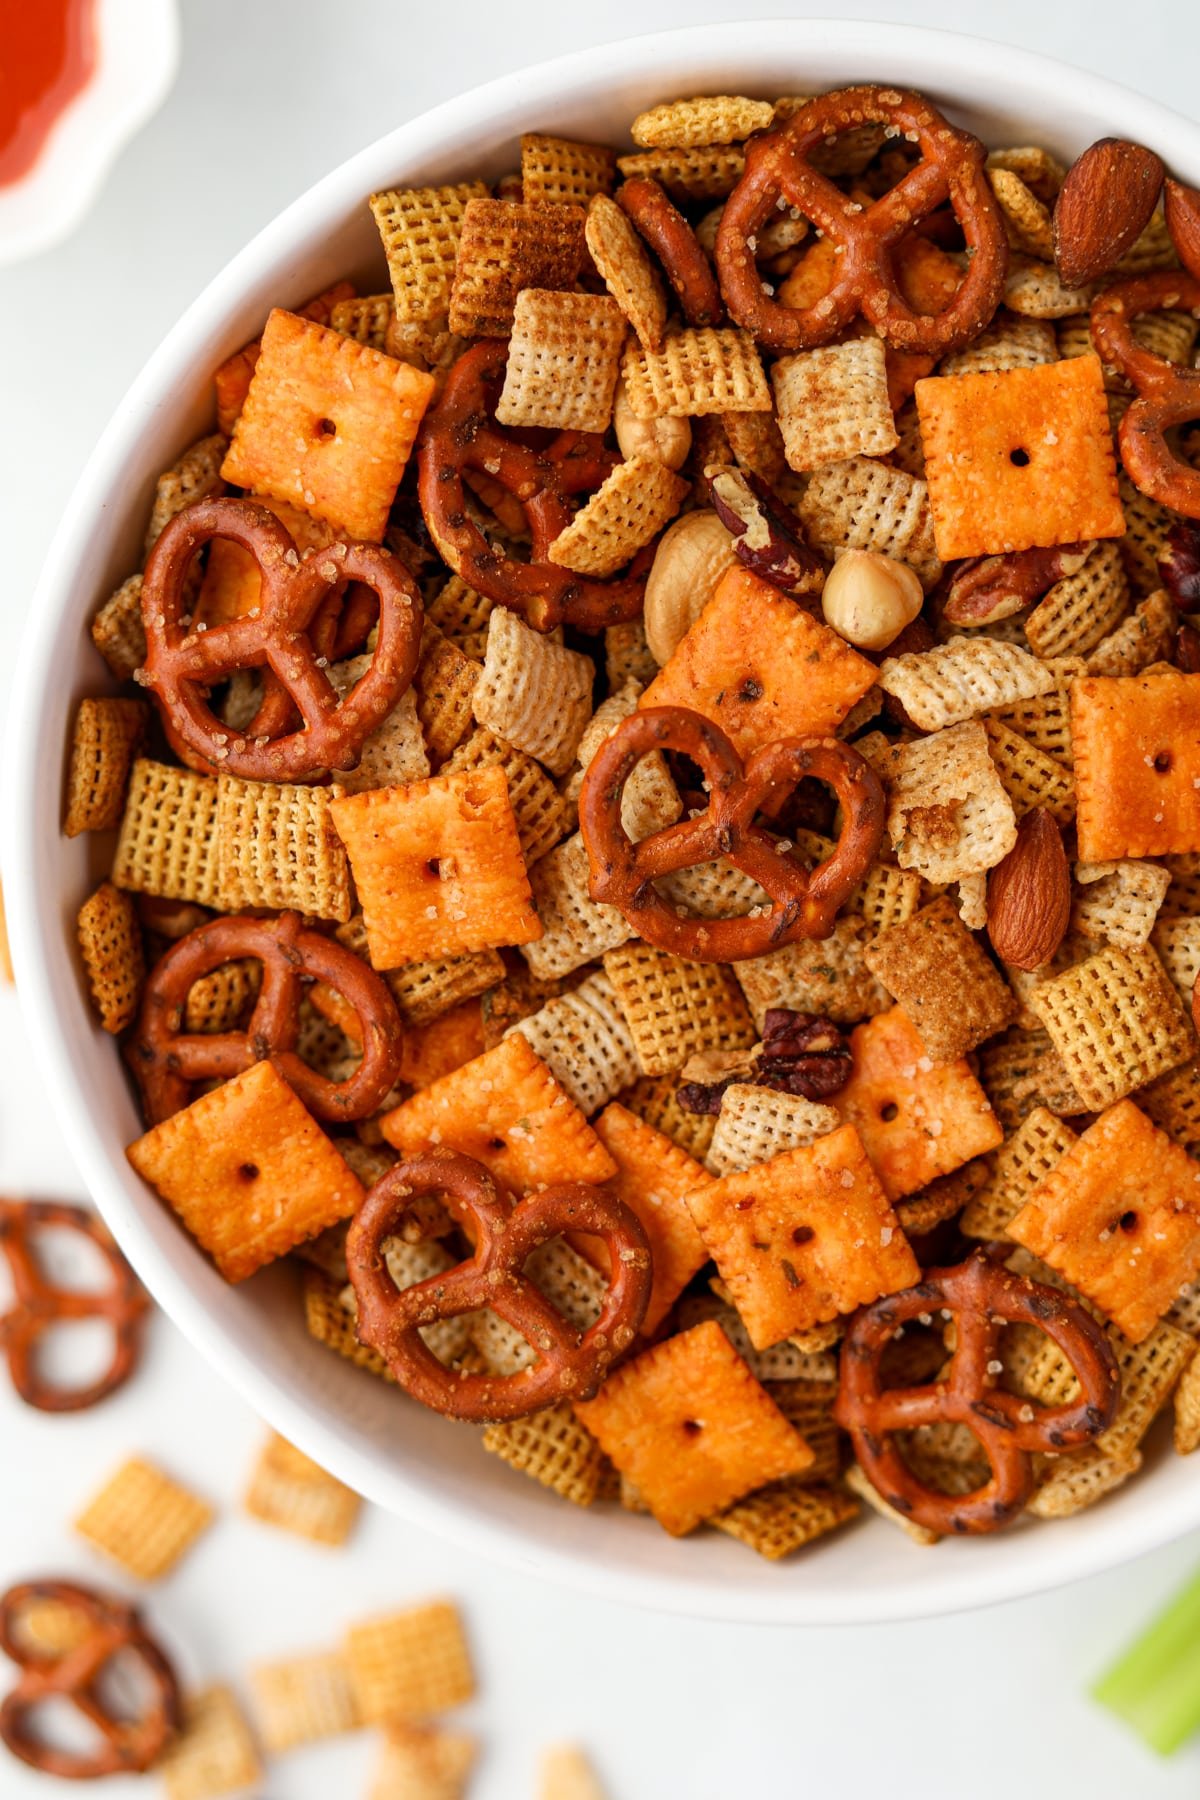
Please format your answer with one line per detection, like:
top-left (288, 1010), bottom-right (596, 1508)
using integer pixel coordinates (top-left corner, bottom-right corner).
top-left (7, 19), bottom-right (1200, 1626)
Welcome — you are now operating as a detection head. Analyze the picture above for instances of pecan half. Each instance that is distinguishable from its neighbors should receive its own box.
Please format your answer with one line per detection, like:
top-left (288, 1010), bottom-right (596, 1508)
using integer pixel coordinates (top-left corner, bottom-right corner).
top-left (677, 1009), bottom-right (852, 1113)
top-left (705, 465), bottom-right (826, 596)
top-left (1160, 522), bottom-right (1200, 609)
top-left (942, 544), bottom-right (1090, 627)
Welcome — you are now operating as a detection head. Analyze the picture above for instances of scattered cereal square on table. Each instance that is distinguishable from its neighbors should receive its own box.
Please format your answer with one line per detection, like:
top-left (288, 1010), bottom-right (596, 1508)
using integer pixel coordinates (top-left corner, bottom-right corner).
top-left (221, 308), bottom-right (435, 540)
top-left (76, 881), bottom-right (145, 1035)
top-left (1028, 943), bottom-right (1193, 1111)
top-left (1009, 1100), bottom-right (1200, 1341)
top-left (835, 1006), bottom-right (1004, 1200)
top-left (602, 941), bottom-right (754, 1076)
top-left (496, 289), bottom-right (626, 433)
top-left (381, 1032), bottom-right (616, 1192)
top-left (368, 1722), bottom-right (478, 1800)
top-left (127, 1060), bottom-right (366, 1283)
top-left (641, 565), bottom-right (875, 756)
top-left (158, 1684), bottom-right (261, 1800)
top-left (574, 1318), bottom-right (814, 1535)
top-left (448, 200), bottom-right (587, 338)
top-left (587, 1102), bottom-right (711, 1332)
top-left (685, 1123), bottom-right (918, 1346)
top-left (345, 1598), bottom-right (474, 1723)
top-left (330, 766), bottom-right (541, 967)
top-left (863, 895), bottom-right (1016, 1064)
top-left (251, 1649), bottom-right (360, 1752)
top-left (370, 181), bottom-right (488, 322)
top-left (915, 355), bottom-right (1125, 559)
top-left (244, 1431), bottom-right (361, 1546)
top-left (1073, 671), bottom-right (1200, 861)
top-left (74, 1457), bottom-right (213, 1582)
top-left (772, 337), bottom-right (899, 471)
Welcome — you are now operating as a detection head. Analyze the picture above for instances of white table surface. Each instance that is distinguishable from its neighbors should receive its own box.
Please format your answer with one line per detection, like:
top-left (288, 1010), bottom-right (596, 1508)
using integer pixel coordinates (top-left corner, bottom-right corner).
top-left (2, 1), bottom-right (1200, 1794)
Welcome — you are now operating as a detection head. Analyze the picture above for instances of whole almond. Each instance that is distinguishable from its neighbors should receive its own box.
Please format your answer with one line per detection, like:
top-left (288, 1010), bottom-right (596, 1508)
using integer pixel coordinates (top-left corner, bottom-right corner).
top-left (1164, 178), bottom-right (1200, 281)
top-left (1053, 138), bottom-right (1165, 287)
top-left (986, 810), bottom-right (1071, 972)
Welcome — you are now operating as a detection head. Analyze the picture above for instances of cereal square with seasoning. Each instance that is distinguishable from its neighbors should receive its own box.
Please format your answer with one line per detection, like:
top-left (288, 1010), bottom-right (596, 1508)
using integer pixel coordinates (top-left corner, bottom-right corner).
top-left (685, 1123), bottom-right (919, 1346)
top-left (863, 895), bottom-right (1016, 1063)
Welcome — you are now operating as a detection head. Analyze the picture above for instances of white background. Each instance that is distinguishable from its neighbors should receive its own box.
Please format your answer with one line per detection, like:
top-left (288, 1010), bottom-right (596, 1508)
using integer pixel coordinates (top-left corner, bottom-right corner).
top-left (2, 1), bottom-right (1200, 1794)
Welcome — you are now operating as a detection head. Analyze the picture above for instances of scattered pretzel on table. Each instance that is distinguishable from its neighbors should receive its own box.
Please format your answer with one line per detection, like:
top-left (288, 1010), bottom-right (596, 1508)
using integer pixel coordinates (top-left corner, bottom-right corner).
top-left (0, 1200), bottom-right (147, 1412)
top-left (140, 494), bottom-right (424, 780)
top-left (347, 1147), bottom-right (652, 1422)
top-left (578, 705), bottom-right (885, 961)
top-left (715, 84), bottom-right (1008, 355)
top-left (1090, 271), bottom-right (1200, 520)
top-left (127, 911), bottom-right (404, 1125)
top-left (416, 341), bottom-right (648, 633)
top-left (0, 1579), bottom-right (180, 1778)
top-left (617, 175), bottom-right (724, 327)
top-left (834, 1249), bottom-right (1121, 1535)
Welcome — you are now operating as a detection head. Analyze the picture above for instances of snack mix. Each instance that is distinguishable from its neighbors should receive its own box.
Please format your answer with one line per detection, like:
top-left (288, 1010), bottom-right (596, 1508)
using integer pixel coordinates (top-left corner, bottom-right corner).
top-left (63, 82), bottom-right (1200, 1557)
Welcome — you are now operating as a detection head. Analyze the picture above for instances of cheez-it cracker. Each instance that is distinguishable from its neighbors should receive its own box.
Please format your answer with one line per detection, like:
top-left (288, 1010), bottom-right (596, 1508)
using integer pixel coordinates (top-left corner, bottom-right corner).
top-left (1073, 672), bottom-right (1200, 861)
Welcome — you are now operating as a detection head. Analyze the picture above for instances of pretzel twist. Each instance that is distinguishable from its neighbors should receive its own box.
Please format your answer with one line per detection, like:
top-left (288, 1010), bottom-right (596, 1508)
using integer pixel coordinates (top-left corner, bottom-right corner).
top-left (578, 706), bottom-right (885, 961)
top-left (715, 85), bottom-right (1008, 354)
top-left (834, 1250), bottom-right (1121, 1535)
top-left (0, 1579), bottom-right (180, 1778)
top-left (1090, 271), bottom-right (1200, 520)
top-left (0, 1201), bottom-right (147, 1412)
top-left (127, 912), bottom-right (403, 1124)
top-left (347, 1148), bottom-right (652, 1422)
top-left (140, 495), bottom-right (424, 779)
top-left (415, 342), bottom-right (648, 632)
top-left (617, 175), bottom-right (724, 326)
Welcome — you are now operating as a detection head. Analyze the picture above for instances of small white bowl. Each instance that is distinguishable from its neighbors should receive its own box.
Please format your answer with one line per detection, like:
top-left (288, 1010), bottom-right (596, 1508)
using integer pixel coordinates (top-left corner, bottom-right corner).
top-left (6, 21), bottom-right (1200, 1625)
top-left (0, 0), bottom-right (179, 267)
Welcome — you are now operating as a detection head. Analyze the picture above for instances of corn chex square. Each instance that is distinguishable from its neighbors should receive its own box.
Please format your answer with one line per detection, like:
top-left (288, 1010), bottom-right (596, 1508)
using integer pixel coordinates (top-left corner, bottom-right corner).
top-left (112, 758), bottom-right (221, 908)
top-left (344, 1598), bottom-right (475, 1722)
top-left (574, 1319), bottom-right (814, 1535)
top-left (251, 1649), bottom-right (361, 1751)
top-left (772, 338), bottom-right (899, 471)
top-left (797, 455), bottom-right (942, 590)
top-left (495, 289), bottom-right (626, 432)
top-left (448, 200), bottom-right (587, 338)
top-left (620, 325), bottom-right (770, 418)
top-left (548, 453), bottom-right (689, 577)
top-left (217, 776), bottom-right (352, 921)
top-left (74, 1457), bottom-right (213, 1581)
top-left (915, 355), bottom-right (1125, 560)
top-left (369, 181), bottom-right (488, 322)
top-left (585, 193), bottom-right (668, 351)
top-left (221, 309), bottom-right (435, 541)
top-left (879, 636), bottom-right (1053, 732)
top-left (158, 1685), bottom-right (261, 1800)
top-left (602, 941), bottom-right (754, 1076)
top-left (1009, 1100), bottom-right (1200, 1342)
top-left (506, 972), bottom-right (639, 1116)
top-left (244, 1432), bottom-right (361, 1546)
top-left (64, 698), bottom-right (147, 837)
top-left (482, 1402), bottom-right (609, 1507)
top-left (128, 1060), bottom-right (366, 1283)
top-left (520, 132), bottom-right (616, 206)
top-left (1028, 943), bottom-right (1193, 1111)
top-left (471, 607), bottom-right (593, 776)
top-left (77, 882), bottom-right (145, 1035)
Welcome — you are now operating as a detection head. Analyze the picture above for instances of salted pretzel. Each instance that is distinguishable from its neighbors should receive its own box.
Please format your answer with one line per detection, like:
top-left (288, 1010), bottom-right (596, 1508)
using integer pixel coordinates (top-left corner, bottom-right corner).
top-left (834, 1250), bottom-right (1121, 1535)
top-left (1090, 271), bottom-right (1200, 519)
top-left (128, 911), bottom-right (403, 1124)
top-left (0, 1579), bottom-right (180, 1778)
top-left (415, 341), bottom-right (647, 632)
top-left (0, 1200), bottom-right (147, 1413)
top-left (617, 175), bottom-right (724, 326)
top-left (578, 706), bottom-right (885, 961)
top-left (715, 85), bottom-right (1007, 354)
top-left (140, 494), bottom-right (424, 780)
top-left (347, 1148), bottom-right (652, 1422)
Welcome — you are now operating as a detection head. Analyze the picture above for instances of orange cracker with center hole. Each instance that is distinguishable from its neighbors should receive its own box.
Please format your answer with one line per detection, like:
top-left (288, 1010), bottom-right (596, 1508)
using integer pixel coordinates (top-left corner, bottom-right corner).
top-left (221, 308), bottom-right (436, 541)
top-left (915, 355), bottom-right (1125, 560)
top-left (330, 766), bottom-right (541, 968)
top-left (640, 566), bottom-right (876, 758)
top-left (1009, 1100), bottom-right (1200, 1342)
top-left (582, 1102), bottom-right (712, 1333)
top-left (685, 1122), bottom-right (919, 1347)
top-left (574, 1318), bottom-right (814, 1535)
top-left (213, 280), bottom-right (356, 436)
top-left (1073, 671), bottom-right (1200, 861)
top-left (835, 1006), bottom-right (1004, 1201)
top-left (127, 1060), bottom-right (365, 1283)
top-left (380, 1032), bottom-right (616, 1192)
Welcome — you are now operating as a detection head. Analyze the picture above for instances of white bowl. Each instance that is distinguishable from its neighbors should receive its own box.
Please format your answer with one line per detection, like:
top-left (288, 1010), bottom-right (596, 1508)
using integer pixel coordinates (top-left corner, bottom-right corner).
top-left (6, 20), bottom-right (1200, 1625)
top-left (0, 0), bottom-right (179, 267)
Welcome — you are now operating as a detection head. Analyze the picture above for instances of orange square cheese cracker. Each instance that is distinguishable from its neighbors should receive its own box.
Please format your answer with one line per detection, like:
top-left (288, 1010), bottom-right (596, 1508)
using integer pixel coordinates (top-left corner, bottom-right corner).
top-left (640, 566), bottom-right (876, 758)
top-left (380, 1033), bottom-right (616, 1193)
top-left (1073, 672), bottom-right (1200, 861)
top-left (396, 999), bottom-right (485, 1090)
top-left (330, 767), bottom-right (541, 967)
top-left (685, 1123), bottom-right (919, 1347)
top-left (1010, 1101), bottom-right (1200, 1342)
top-left (213, 280), bottom-right (356, 436)
top-left (915, 355), bottom-right (1125, 560)
top-left (574, 1319), bottom-right (814, 1535)
top-left (127, 1060), bottom-right (364, 1283)
top-left (835, 1006), bottom-right (1004, 1200)
top-left (221, 308), bottom-right (436, 541)
top-left (585, 1103), bottom-right (711, 1333)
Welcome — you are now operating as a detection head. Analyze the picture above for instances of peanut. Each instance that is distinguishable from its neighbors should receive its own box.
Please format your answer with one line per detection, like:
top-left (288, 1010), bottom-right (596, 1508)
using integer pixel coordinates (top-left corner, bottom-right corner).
top-left (613, 378), bottom-right (692, 471)
top-left (820, 550), bottom-right (923, 651)
top-left (643, 510), bottom-right (737, 665)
